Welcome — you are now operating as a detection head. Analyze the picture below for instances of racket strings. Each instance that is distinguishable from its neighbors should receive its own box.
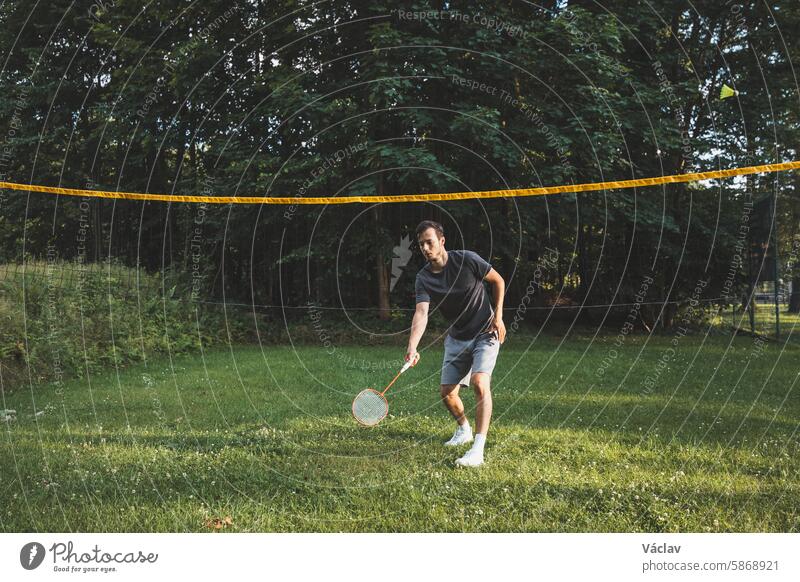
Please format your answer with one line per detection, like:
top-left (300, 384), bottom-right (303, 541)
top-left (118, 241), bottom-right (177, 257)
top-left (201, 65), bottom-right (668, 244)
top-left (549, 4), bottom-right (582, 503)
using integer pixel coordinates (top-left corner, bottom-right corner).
top-left (353, 390), bottom-right (388, 426)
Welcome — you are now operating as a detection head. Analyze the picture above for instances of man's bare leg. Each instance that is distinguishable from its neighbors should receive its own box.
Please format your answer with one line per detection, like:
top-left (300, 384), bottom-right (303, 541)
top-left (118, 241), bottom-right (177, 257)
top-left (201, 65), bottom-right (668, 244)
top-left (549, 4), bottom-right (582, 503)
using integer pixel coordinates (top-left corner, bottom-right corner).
top-left (440, 383), bottom-right (467, 425)
top-left (455, 372), bottom-right (492, 467)
top-left (441, 383), bottom-right (473, 446)
top-left (471, 372), bottom-right (493, 435)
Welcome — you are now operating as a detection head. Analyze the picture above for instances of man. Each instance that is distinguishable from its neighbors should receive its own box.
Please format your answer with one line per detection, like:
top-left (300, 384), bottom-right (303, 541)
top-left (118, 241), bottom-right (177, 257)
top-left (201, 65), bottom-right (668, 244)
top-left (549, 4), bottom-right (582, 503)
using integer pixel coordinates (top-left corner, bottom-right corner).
top-left (405, 220), bottom-right (506, 467)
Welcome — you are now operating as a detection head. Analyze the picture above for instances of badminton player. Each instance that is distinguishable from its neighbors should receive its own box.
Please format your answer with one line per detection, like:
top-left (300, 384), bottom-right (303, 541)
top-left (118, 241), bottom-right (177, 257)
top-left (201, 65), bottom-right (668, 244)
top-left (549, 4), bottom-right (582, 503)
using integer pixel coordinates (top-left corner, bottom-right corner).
top-left (405, 220), bottom-right (506, 467)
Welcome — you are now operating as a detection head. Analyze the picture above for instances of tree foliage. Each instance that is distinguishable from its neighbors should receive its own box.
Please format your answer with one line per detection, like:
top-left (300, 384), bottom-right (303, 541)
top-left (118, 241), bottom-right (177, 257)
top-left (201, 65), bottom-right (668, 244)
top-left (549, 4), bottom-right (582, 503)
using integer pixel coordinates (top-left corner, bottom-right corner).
top-left (0, 1), bottom-right (797, 326)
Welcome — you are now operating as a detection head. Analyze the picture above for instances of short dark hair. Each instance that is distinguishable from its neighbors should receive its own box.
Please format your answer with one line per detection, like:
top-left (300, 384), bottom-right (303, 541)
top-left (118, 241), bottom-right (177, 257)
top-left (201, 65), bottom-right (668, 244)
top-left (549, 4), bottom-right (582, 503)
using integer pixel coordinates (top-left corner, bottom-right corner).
top-left (415, 220), bottom-right (444, 239)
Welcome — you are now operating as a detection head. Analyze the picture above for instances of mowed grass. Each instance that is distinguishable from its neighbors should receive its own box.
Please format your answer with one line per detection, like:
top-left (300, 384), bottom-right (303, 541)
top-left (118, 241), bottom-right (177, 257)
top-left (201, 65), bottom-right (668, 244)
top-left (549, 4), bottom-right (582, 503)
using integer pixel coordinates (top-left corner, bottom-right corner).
top-left (1, 332), bottom-right (799, 532)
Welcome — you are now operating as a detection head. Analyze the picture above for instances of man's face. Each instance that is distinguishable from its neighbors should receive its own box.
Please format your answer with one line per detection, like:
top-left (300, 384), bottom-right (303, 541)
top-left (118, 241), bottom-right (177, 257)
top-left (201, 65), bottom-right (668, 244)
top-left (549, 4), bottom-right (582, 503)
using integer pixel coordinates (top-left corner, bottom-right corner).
top-left (417, 228), bottom-right (445, 262)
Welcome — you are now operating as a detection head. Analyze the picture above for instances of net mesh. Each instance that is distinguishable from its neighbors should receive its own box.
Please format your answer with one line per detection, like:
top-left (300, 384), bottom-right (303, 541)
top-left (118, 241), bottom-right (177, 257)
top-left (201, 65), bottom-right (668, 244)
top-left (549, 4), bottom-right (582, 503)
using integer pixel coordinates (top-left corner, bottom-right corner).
top-left (352, 389), bottom-right (388, 426)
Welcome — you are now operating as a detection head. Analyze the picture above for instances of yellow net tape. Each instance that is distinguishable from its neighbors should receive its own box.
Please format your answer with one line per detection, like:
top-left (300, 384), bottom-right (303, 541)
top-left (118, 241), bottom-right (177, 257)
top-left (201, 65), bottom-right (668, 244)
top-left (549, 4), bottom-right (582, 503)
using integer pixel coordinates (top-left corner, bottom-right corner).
top-left (1, 161), bottom-right (798, 205)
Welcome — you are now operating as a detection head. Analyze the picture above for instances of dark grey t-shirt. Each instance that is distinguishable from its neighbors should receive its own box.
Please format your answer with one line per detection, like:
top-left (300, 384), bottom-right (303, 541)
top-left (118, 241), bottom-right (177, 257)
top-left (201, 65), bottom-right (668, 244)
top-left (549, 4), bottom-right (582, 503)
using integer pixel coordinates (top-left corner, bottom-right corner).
top-left (415, 250), bottom-right (495, 340)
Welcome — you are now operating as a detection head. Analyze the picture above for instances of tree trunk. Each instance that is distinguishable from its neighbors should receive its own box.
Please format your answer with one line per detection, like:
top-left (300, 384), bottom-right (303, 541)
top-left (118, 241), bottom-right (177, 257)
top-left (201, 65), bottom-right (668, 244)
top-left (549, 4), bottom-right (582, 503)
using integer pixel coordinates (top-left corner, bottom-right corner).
top-left (372, 173), bottom-right (391, 321)
top-left (577, 199), bottom-right (593, 324)
top-left (373, 182), bottom-right (390, 320)
top-left (662, 302), bottom-right (676, 330)
top-left (376, 250), bottom-right (390, 320)
top-left (789, 276), bottom-right (800, 313)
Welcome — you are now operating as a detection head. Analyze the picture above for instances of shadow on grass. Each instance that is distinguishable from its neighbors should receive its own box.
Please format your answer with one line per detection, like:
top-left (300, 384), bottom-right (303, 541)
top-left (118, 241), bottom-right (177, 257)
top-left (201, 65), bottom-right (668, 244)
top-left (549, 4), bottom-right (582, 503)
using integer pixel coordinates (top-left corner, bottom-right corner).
top-left (489, 395), bottom-right (798, 447)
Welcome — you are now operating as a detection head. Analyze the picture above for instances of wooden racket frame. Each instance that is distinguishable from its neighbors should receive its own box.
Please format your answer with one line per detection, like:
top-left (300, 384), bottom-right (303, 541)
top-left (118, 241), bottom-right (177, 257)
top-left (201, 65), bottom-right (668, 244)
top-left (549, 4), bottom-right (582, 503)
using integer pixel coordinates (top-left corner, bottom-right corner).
top-left (352, 361), bottom-right (413, 426)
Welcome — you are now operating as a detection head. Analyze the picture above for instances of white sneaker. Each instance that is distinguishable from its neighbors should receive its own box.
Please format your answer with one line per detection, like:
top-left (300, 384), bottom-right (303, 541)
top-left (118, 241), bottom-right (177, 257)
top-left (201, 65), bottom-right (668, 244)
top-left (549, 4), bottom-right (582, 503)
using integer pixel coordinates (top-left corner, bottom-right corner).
top-left (444, 425), bottom-right (473, 447)
top-left (455, 447), bottom-right (484, 467)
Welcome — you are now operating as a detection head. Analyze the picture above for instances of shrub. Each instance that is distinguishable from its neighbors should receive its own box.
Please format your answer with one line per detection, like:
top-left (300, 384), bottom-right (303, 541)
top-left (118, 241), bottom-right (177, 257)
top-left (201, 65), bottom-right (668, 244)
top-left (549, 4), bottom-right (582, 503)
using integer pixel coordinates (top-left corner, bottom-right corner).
top-left (0, 261), bottom-right (254, 390)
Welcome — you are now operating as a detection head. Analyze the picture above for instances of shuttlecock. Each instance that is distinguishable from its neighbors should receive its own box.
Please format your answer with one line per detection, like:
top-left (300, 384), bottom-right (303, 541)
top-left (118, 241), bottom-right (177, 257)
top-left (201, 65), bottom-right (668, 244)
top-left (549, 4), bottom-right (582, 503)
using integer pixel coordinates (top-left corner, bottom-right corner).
top-left (720, 84), bottom-right (739, 100)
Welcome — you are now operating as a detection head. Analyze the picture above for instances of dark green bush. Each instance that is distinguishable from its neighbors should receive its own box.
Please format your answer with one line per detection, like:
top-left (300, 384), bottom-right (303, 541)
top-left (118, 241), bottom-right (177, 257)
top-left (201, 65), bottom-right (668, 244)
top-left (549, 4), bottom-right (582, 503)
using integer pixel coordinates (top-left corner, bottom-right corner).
top-left (0, 261), bottom-right (255, 390)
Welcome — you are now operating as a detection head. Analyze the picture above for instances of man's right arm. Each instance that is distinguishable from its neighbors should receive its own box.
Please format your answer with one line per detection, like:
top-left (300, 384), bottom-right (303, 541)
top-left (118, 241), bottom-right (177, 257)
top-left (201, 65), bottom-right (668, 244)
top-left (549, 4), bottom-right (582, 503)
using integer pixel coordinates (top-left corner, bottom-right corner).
top-left (406, 301), bottom-right (428, 366)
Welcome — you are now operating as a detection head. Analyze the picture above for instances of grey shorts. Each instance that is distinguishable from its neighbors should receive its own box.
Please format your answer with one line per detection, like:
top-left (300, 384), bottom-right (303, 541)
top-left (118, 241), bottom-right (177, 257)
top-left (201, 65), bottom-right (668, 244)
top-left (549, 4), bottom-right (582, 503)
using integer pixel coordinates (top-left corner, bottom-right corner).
top-left (441, 330), bottom-right (501, 386)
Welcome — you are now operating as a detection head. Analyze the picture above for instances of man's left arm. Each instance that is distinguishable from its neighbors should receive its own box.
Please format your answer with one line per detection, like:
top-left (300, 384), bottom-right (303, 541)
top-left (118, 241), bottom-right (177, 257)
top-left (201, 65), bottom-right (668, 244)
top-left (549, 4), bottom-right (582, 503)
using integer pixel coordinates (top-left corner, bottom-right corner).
top-left (484, 268), bottom-right (506, 344)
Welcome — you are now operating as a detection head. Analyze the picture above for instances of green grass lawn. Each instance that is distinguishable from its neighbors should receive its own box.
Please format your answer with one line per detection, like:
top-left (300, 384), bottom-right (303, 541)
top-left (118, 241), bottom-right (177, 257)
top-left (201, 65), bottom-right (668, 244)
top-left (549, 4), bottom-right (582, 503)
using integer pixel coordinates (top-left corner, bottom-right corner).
top-left (1, 332), bottom-right (799, 532)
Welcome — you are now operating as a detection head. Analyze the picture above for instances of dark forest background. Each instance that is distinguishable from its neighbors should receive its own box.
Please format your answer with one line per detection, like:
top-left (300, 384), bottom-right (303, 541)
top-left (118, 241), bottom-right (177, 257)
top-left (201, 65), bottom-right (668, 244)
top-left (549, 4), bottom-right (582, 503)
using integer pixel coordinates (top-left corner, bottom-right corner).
top-left (1, 0), bottom-right (799, 329)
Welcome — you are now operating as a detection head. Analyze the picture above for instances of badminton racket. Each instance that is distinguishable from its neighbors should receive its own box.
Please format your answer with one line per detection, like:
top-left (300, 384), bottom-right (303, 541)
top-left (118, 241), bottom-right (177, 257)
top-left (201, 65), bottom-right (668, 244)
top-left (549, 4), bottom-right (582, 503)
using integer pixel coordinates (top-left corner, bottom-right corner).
top-left (352, 360), bottom-right (414, 426)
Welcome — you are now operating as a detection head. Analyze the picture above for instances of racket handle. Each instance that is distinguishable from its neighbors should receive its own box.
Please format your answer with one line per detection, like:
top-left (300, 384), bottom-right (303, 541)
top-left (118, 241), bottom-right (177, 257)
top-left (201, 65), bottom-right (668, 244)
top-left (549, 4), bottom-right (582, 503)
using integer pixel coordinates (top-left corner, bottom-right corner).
top-left (381, 360), bottom-right (414, 396)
